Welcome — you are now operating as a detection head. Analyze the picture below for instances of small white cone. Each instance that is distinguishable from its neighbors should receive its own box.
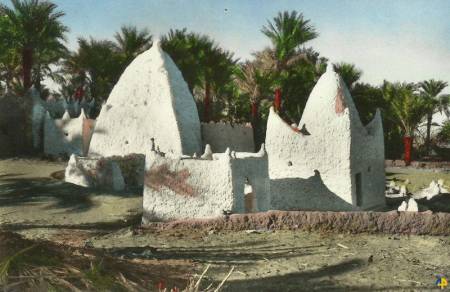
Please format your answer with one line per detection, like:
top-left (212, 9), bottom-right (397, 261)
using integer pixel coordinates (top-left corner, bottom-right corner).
top-left (201, 144), bottom-right (213, 160)
top-left (397, 201), bottom-right (407, 212)
top-left (406, 197), bottom-right (418, 212)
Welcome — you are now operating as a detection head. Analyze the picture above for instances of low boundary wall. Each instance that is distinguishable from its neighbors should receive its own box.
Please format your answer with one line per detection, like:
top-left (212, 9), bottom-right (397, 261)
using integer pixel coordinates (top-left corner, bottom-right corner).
top-left (141, 210), bottom-right (450, 235)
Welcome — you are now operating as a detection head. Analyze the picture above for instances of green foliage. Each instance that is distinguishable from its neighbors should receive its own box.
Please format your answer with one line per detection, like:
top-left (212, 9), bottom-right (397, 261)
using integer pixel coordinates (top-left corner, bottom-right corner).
top-left (437, 121), bottom-right (450, 144)
top-left (114, 25), bottom-right (152, 66)
top-left (61, 37), bottom-right (123, 101)
top-left (261, 10), bottom-right (317, 69)
top-left (419, 79), bottom-right (449, 153)
top-left (382, 81), bottom-right (428, 137)
top-left (351, 82), bottom-right (405, 158)
top-left (333, 62), bottom-right (362, 90)
top-left (161, 28), bottom-right (237, 121)
top-left (0, 0), bottom-right (68, 90)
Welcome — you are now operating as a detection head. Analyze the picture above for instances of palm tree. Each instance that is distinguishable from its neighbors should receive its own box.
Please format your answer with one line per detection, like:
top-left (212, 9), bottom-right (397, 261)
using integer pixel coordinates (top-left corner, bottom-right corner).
top-left (262, 11), bottom-right (317, 71)
top-left (62, 37), bottom-right (123, 102)
top-left (261, 11), bottom-right (317, 112)
top-left (114, 25), bottom-right (152, 66)
top-left (333, 62), bottom-right (362, 91)
top-left (418, 79), bottom-right (449, 154)
top-left (234, 61), bottom-right (273, 147)
top-left (0, 0), bottom-right (68, 90)
top-left (161, 28), bottom-right (202, 93)
top-left (382, 82), bottom-right (428, 164)
top-left (162, 29), bottom-right (236, 122)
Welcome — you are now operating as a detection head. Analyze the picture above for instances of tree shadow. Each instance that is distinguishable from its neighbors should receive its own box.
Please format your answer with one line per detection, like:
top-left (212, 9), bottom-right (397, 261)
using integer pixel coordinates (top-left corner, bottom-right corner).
top-left (0, 173), bottom-right (25, 179)
top-left (270, 170), bottom-right (356, 211)
top-left (104, 242), bottom-right (324, 265)
top-left (0, 176), bottom-right (141, 213)
top-left (221, 259), bottom-right (418, 291)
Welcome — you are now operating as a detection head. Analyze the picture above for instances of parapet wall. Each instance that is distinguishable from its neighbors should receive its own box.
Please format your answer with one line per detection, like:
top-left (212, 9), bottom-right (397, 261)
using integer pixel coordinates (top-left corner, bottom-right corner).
top-left (143, 145), bottom-right (269, 222)
top-left (44, 110), bottom-right (96, 157)
top-left (141, 210), bottom-right (450, 235)
top-left (201, 122), bottom-right (254, 152)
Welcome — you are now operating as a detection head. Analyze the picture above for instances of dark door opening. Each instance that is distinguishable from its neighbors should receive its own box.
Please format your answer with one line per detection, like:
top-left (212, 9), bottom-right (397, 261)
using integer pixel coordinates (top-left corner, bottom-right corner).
top-left (355, 172), bottom-right (362, 207)
top-left (244, 178), bottom-right (256, 213)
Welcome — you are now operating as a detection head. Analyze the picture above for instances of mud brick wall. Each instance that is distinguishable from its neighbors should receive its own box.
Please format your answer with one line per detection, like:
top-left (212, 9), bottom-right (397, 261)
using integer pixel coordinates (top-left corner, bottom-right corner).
top-left (201, 122), bottom-right (254, 153)
top-left (145, 210), bottom-right (450, 235)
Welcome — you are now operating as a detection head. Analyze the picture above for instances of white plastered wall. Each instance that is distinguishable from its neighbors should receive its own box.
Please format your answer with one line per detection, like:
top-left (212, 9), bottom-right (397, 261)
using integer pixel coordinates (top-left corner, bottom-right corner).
top-left (350, 109), bottom-right (386, 209)
top-left (88, 41), bottom-right (202, 158)
top-left (31, 90), bottom-right (47, 149)
top-left (142, 147), bottom-right (270, 222)
top-left (230, 149), bottom-right (271, 213)
top-left (44, 110), bottom-right (83, 156)
top-left (201, 122), bottom-right (255, 152)
top-left (266, 66), bottom-right (385, 211)
top-left (142, 151), bottom-right (234, 222)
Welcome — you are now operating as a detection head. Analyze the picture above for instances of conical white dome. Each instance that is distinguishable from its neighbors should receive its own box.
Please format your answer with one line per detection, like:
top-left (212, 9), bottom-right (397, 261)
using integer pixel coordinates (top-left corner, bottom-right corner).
top-left (89, 41), bottom-right (202, 157)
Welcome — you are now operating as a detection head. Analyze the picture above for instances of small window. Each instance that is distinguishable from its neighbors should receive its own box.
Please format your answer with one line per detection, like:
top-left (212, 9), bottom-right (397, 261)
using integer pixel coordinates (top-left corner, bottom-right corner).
top-left (367, 166), bottom-right (371, 172)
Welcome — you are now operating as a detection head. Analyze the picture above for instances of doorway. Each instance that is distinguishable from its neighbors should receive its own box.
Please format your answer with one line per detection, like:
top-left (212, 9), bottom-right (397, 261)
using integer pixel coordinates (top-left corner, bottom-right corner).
top-left (244, 178), bottom-right (256, 213)
top-left (355, 172), bottom-right (362, 207)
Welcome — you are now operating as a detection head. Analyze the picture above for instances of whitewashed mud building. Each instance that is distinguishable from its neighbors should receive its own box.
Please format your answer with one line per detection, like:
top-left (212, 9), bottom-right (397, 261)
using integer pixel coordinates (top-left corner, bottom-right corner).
top-left (266, 66), bottom-right (385, 211)
top-left (63, 41), bottom-right (386, 221)
top-left (31, 90), bottom-right (97, 157)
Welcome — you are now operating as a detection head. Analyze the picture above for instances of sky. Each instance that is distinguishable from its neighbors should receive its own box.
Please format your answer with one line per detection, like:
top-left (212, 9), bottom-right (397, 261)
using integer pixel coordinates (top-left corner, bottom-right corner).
top-left (3, 0), bottom-right (450, 91)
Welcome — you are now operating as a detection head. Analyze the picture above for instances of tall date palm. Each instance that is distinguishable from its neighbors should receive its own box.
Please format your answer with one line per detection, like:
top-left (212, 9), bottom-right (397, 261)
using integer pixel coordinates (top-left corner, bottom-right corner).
top-left (0, 0), bottom-right (68, 90)
top-left (418, 79), bottom-right (449, 154)
top-left (261, 11), bottom-right (317, 111)
top-left (114, 25), bottom-right (152, 66)
top-left (382, 82), bottom-right (428, 164)
top-left (162, 29), bottom-right (236, 122)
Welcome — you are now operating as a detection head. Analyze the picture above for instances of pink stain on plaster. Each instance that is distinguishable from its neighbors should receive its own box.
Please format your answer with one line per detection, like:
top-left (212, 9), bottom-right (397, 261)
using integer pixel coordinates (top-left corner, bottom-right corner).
top-left (82, 118), bottom-right (96, 156)
top-left (335, 84), bottom-right (347, 114)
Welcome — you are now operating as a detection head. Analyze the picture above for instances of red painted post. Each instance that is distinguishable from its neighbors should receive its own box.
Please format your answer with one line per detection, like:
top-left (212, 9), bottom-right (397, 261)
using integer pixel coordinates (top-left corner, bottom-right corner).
top-left (274, 88), bottom-right (281, 112)
top-left (403, 136), bottom-right (412, 166)
top-left (74, 86), bottom-right (84, 100)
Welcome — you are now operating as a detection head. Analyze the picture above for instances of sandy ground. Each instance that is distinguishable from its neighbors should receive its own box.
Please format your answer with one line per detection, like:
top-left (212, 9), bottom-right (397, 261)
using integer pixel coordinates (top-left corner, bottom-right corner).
top-left (386, 167), bottom-right (450, 193)
top-left (1, 158), bottom-right (450, 291)
top-left (0, 158), bottom-right (142, 227)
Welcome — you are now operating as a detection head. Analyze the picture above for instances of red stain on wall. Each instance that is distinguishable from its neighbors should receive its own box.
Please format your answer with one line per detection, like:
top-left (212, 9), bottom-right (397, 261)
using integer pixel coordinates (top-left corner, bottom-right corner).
top-left (335, 85), bottom-right (347, 114)
top-left (82, 119), bottom-right (95, 156)
top-left (145, 164), bottom-right (197, 197)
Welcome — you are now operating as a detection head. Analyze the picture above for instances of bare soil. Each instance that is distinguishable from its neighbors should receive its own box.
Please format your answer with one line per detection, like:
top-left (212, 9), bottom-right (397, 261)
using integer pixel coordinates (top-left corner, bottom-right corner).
top-left (1, 158), bottom-right (450, 291)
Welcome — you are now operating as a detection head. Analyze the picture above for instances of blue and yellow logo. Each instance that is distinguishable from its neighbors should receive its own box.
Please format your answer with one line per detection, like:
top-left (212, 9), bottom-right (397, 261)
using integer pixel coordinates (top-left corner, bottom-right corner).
top-left (436, 275), bottom-right (448, 289)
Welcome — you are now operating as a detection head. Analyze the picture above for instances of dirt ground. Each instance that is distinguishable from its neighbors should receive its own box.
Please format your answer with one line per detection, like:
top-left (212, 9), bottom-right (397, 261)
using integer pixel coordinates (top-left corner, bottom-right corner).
top-left (1, 159), bottom-right (450, 291)
top-left (386, 167), bottom-right (450, 193)
top-left (0, 158), bottom-right (142, 227)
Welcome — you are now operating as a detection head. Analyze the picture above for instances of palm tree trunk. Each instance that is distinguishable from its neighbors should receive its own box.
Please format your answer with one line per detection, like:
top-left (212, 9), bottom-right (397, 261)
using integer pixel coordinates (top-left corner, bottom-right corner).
top-left (403, 136), bottom-right (413, 166)
top-left (35, 63), bottom-right (42, 92)
top-left (251, 100), bottom-right (261, 151)
top-left (22, 47), bottom-right (33, 90)
top-left (204, 80), bottom-right (211, 122)
top-left (425, 113), bottom-right (433, 155)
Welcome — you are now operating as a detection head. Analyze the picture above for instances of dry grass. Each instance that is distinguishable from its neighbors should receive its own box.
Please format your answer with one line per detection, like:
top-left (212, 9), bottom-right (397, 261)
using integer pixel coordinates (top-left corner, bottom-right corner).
top-left (0, 232), bottom-right (232, 292)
